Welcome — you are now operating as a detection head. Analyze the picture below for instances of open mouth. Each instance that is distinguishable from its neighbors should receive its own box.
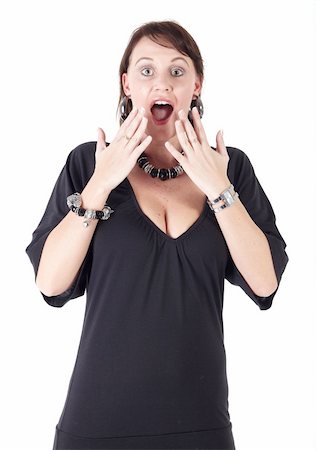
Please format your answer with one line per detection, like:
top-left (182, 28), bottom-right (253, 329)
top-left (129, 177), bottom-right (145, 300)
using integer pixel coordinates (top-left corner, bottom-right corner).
top-left (150, 100), bottom-right (174, 124)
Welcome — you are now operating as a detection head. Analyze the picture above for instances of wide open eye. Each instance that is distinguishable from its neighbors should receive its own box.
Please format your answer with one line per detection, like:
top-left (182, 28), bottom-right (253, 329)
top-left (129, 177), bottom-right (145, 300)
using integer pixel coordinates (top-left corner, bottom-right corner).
top-left (171, 67), bottom-right (184, 77)
top-left (141, 67), bottom-right (154, 76)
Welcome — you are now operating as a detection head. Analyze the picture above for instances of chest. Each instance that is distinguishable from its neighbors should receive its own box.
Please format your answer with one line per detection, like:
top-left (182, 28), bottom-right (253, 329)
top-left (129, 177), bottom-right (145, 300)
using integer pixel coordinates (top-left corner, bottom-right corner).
top-left (127, 171), bottom-right (207, 239)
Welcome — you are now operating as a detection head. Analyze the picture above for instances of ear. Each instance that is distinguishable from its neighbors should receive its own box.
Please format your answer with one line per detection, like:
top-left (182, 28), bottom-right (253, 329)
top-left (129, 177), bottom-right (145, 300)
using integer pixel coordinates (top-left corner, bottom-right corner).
top-left (122, 73), bottom-right (131, 97)
top-left (193, 75), bottom-right (203, 97)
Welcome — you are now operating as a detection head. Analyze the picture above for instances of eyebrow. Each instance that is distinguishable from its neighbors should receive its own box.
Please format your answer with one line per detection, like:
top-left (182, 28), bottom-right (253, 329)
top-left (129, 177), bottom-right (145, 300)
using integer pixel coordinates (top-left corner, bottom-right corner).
top-left (134, 56), bottom-right (190, 67)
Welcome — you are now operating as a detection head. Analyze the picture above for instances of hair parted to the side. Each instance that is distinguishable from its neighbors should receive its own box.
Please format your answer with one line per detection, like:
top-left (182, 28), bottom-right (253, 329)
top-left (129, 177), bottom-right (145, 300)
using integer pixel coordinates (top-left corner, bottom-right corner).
top-left (117, 21), bottom-right (204, 123)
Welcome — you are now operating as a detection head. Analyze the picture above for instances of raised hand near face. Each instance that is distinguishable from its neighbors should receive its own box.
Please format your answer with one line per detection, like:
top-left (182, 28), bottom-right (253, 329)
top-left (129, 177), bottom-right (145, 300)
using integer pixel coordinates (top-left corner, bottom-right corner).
top-left (94, 107), bottom-right (152, 193)
top-left (165, 106), bottom-right (231, 200)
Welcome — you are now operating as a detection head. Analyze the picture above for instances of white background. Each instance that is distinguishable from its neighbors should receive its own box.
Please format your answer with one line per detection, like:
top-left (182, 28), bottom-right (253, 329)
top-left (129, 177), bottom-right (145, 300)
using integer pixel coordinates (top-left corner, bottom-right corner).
top-left (0, 1), bottom-right (316, 449)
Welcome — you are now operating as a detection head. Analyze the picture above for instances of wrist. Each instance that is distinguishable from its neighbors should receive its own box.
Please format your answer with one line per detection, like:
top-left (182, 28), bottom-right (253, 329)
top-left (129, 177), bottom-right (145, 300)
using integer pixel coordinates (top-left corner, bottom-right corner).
top-left (207, 183), bottom-right (239, 214)
top-left (81, 175), bottom-right (112, 210)
top-left (67, 192), bottom-right (114, 227)
top-left (206, 178), bottom-right (231, 202)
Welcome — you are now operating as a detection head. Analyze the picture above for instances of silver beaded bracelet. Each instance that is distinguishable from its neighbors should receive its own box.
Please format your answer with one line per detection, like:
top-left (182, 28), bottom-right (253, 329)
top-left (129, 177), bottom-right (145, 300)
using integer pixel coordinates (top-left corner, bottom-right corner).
top-left (207, 184), bottom-right (239, 214)
top-left (67, 192), bottom-right (114, 227)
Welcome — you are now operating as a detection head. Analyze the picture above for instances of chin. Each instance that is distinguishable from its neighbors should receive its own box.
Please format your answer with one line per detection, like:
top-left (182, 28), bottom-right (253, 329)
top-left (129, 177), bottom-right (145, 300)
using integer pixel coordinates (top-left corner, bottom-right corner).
top-left (148, 117), bottom-right (176, 140)
top-left (151, 126), bottom-right (175, 143)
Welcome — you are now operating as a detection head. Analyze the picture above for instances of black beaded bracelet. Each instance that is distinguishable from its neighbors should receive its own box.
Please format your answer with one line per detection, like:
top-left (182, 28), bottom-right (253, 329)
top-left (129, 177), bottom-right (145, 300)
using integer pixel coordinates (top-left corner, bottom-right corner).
top-left (67, 193), bottom-right (114, 227)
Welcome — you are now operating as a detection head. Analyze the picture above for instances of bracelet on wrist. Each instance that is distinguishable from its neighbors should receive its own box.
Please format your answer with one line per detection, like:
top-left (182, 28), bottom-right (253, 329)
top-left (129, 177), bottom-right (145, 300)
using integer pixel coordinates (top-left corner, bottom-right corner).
top-left (67, 192), bottom-right (114, 227)
top-left (207, 184), bottom-right (239, 214)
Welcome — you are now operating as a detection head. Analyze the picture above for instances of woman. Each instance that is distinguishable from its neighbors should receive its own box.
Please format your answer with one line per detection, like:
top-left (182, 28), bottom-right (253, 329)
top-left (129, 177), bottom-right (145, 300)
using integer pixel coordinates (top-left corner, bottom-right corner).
top-left (26, 21), bottom-right (288, 450)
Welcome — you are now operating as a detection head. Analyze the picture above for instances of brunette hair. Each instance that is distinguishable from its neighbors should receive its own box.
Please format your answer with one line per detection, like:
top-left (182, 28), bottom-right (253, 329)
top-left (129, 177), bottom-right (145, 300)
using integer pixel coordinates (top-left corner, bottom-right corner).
top-left (117, 21), bottom-right (204, 122)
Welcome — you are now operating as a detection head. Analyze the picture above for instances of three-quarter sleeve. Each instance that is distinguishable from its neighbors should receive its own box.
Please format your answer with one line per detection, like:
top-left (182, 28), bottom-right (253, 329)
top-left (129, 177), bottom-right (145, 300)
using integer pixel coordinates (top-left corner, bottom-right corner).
top-left (25, 142), bottom-right (95, 308)
top-left (224, 147), bottom-right (289, 310)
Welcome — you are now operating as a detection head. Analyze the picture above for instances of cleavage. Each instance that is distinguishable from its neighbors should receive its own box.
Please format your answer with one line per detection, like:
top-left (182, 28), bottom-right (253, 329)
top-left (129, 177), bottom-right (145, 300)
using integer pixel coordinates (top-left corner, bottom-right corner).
top-left (127, 175), bottom-right (206, 239)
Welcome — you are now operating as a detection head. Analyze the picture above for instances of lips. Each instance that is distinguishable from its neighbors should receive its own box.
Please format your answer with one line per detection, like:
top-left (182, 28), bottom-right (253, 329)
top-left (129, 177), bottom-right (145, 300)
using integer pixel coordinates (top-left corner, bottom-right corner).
top-left (150, 99), bottom-right (174, 124)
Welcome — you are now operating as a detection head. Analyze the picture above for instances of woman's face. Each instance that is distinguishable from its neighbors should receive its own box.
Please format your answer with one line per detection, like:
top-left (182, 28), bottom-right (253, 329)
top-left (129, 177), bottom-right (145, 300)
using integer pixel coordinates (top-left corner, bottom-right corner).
top-left (122, 36), bottom-right (202, 141)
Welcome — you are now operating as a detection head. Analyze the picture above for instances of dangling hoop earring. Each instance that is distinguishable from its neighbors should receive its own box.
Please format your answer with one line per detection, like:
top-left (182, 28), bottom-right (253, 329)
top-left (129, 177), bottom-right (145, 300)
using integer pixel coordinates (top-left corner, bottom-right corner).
top-left (188, 95), bottom-right (204, 126)
top-left (119, 96), bottom-right (133, 124)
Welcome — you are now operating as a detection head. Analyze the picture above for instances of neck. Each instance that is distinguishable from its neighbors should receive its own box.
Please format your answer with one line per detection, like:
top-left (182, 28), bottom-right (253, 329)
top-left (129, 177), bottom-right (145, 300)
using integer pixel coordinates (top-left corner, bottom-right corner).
top-left (143, 135), bottom-right (182, 167)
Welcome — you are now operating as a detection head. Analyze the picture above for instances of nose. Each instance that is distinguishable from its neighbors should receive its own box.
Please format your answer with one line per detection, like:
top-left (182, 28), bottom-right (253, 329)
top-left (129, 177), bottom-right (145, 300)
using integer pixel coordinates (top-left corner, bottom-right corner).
top-left (152, 74), bottom-right (172, 92)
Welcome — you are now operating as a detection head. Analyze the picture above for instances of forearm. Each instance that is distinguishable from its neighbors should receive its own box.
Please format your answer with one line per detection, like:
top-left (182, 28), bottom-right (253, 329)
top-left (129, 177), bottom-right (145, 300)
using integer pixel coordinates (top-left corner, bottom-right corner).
top-left (212, 197), bottom-right (278, 297)
top-left (36, 175), bottom-right (111, 297)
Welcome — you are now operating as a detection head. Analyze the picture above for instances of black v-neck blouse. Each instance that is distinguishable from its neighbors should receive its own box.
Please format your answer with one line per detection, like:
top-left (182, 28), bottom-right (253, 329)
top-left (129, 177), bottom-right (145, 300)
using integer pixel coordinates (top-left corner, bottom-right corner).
top-left (26, 142), bottom-right (288, 440)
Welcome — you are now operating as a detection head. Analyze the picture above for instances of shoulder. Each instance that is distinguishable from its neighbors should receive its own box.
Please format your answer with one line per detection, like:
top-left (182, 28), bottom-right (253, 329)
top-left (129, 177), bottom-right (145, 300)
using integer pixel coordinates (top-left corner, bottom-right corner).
top-left (211, 144), bottom-right (255, 178)
top-left (67, 141), bottom-right (97, 163)
top-left (67, 140), bottom-right (97, 171)
top-left (226, 146), bottom-right (252, 166)
top-left (63, 141), bottom-right (97, 188)
top-left (212, 145), bottom-right (257, 193)
top-left (210, 144), bottom-right (250, 162)
top-left (226, 146), bottom-right (256, 183)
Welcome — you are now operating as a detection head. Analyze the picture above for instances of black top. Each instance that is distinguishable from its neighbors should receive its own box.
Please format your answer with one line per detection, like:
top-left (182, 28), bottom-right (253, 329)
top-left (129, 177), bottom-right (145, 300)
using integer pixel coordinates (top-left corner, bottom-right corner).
top-left (26, 142), bottom-right (288, 439)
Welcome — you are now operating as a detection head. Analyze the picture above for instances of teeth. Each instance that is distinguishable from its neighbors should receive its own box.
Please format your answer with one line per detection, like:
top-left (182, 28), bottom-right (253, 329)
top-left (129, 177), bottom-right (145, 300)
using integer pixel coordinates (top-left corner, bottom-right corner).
top-left (154, 101), bottom-right (170, 106)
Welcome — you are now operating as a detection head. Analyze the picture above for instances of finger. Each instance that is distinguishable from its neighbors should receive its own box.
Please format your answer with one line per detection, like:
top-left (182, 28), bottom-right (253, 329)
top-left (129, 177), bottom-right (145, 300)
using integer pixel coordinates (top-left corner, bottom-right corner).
top-left (216, 130), bottom-right (229, 157)
top-left (175, 120), bottom-right (193, 155)
top-left (191, 106), bottom-right (208, 144)
top-left (178, 109), bottom-right (200, 150)
top-left (96, 127), bottom-right (106, 154)
top-left (164, 141), bottom-right (186, 165)
top-left (124, 107), bottom-right (146, 141)
top-left (141, 131), bottom-right (149, 141)
top-left (126, 116), bottom-right (149, 148)
top-left (118, 107), bottom-right (145, 142)
top-left (114, 107), bottom-right (138, 141)
top-left (132, 135), bottom-right (153, 159)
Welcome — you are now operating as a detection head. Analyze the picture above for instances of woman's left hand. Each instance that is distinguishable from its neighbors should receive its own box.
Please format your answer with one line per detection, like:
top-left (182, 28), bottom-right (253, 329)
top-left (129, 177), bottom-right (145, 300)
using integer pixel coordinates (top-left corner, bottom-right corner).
top-left (165, 107), bottom-right (231, 200)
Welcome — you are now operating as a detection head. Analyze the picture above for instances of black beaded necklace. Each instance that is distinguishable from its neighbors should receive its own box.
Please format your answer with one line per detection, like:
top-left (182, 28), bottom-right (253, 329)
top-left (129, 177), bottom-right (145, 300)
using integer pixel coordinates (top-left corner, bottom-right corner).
top-left (136, 151), bottom-right (185, 181)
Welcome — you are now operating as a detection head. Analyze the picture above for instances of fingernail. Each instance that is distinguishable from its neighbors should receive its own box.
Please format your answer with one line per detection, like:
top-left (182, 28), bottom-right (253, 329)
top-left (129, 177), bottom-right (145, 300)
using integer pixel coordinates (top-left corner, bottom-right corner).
top-left (140, 106), bottom-right (145, 114)
top-left (179, 109), bottom-right (186, 119)
top-left (220, 129), bottom-right (224, 137)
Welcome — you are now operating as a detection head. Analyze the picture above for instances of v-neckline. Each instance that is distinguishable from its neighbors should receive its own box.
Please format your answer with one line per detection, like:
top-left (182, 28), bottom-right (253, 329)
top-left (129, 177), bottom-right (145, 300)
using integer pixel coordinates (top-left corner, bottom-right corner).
top-left (124, 177), bottom-right (209, 242)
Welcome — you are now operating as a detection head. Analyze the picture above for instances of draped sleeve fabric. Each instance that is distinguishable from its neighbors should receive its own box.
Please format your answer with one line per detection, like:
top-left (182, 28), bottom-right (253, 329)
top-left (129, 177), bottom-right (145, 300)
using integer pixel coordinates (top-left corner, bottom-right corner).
top-left (25, 142), bottom-right (96, 308)
top-left (224, 146), bottom-right (289, 310)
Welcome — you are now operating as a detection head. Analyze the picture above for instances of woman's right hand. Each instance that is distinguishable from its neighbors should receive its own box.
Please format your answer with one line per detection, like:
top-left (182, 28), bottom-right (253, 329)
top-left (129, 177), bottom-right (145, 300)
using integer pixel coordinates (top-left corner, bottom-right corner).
top-left (93, 107), bottom-right (152, 192)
